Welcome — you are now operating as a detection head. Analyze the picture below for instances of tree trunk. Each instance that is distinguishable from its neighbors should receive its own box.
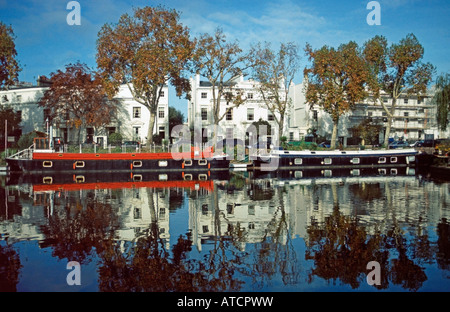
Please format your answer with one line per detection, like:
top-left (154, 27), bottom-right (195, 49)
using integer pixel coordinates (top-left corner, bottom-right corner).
top-left (147, 111), bottom-right (156, 145)
top-left (330, 118), bottom-right (339, 149)
top-left (278, 115), bottom-right (284, 147)
top-left (383, 97), bottom-right (396, 147)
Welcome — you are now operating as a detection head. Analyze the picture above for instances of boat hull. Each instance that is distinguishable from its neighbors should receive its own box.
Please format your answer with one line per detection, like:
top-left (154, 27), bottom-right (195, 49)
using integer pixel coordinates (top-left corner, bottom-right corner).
top-left (6, 152), bottom-right (230, 173)
top-left (251, 149), bottom-right (418, 171)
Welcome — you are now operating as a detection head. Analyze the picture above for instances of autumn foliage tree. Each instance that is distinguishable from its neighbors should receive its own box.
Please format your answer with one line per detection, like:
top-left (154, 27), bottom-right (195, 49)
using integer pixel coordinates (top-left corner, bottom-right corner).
top-left (363, 34), bottom-right (435, 146)
top-left (38, 62), bottom-right (119, 144)
top-left (0, 22), bottom-right (21, 90)
top-left (304, 41), bottom-right (370, 149)
top-left (96, 6), bottom-right (194, 144)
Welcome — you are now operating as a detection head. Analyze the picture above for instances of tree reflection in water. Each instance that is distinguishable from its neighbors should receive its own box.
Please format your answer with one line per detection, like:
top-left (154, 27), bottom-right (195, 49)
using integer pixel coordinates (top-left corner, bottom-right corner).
top-left (1, 175), bottom-right (449, 292)
top-left (305, 182), bottom-right (449, 291)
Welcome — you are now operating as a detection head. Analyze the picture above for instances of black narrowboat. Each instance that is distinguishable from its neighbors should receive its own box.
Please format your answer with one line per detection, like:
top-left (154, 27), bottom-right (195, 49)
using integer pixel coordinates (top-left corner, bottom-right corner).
top-left (251, 148), bottom-right (418, 171)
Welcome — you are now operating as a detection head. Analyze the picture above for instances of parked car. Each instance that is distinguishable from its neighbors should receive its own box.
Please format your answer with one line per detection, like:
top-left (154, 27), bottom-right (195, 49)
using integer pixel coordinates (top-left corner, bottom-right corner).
top-left (388, 141), bottom-right (409, 149)
top-left (318, 141), bottom-right (331, 148)
top-left (123, 141), bottom-right (140, 148)
top-left (409, 140), bottom-right (424, 147)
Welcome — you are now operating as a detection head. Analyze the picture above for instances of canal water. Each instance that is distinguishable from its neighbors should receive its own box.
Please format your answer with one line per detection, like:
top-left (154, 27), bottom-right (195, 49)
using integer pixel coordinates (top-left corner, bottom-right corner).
top-left (0, 168), bottom-right (449, 292)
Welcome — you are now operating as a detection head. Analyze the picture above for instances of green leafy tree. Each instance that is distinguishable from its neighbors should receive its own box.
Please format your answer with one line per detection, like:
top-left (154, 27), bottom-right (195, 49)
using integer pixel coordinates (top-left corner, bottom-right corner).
top-left (168, 106), bottom-right (185, 140)
top-left (0, 22), bottom-right (21, 90)
top-left (363, 34), bottom-right (435, 146)
top-left (432, 72), bottom-right (450, 131)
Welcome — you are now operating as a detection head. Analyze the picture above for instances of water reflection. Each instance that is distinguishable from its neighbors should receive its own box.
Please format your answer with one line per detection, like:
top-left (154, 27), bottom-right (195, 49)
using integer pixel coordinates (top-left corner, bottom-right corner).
top-left (0, 169), bottom-right (449, 292)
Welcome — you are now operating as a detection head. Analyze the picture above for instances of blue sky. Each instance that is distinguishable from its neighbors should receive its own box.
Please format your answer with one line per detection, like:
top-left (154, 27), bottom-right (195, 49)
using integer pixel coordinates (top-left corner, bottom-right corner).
top-left (1, 0), bottom-right (449, 115)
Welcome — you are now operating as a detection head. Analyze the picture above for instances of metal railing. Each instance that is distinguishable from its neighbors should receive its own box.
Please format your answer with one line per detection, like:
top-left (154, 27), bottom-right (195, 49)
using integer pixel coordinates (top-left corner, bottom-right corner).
top-left (8, 143), bottom-right (35, 160)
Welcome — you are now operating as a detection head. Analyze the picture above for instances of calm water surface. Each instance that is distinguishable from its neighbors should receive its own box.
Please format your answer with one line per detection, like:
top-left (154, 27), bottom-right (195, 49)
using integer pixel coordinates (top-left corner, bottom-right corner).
top-left (0, 169), bottom-right (449, 292)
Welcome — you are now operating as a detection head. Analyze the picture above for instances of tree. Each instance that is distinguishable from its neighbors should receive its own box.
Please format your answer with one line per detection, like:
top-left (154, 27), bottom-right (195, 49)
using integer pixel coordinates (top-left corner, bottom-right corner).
top-left (168, 106), bottom-right (185, 140)
top-left (38, 62), bottom-right (119, 144)
top-left (252, 42), bottom-right (300, 142)
top-left (363, 34), bottom-right (435, 146)
top-left (192, 28), bottom-right (255, 145)
top-left (0, 22), bottom-right (21, 90)
top-left (0, 106), bottom-right (22, 149)
top-left (304, 41), bottom-right (370, 149)
top-left (96, 6), bottom-right (194, 144)
top-left (350, 118), bottom-right (382, 146)
top-left (432, 72), bottom-right (450, 132)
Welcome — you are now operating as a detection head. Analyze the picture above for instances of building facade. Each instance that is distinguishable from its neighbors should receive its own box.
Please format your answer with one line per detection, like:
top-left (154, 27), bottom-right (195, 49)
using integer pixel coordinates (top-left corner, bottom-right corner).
top-left (288, 81), bottom-right (446, 146)
top-left (0, 79), bottom-right (169, 147)
top-left (187, 74), bottom-right (286, 146)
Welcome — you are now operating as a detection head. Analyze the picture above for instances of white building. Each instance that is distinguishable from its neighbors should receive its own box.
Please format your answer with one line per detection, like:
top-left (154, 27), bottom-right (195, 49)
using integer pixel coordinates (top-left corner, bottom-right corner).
top-left (0, 79), bottom-right (169, 147)
top-left (288, 80), bottom-right (447, 146)
top-left (187, 74), bottom-right (286, 146)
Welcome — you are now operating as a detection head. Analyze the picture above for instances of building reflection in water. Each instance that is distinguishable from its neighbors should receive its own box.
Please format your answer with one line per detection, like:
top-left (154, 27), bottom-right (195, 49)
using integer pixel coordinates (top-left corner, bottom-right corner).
top-left (0, 168), bottom-right (449, 291)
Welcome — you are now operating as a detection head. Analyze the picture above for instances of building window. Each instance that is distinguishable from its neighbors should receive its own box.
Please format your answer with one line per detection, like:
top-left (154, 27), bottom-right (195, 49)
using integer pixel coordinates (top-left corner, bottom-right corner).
top-left (133, 107), bottom-right (141, 118)
top-left (313, 110), bottom-right (318, 121)
top-left (133, 127), bottom-right (140, 140)
top-left (158, 107), bottom-right (165, 119)
top-left (16, 95), bottom-right (22, 102)
top-left (226, 108), bottom-right (233, 121)
top-left (404, 112), bottom-right (409, 117)
top-left (201, 92), bottom-right (207, 99)
top-left (289, 132), bottom-right (294, 141)
top-left (383, 98), bottom-right (388, 103)
top-left (201, 108), bottom-right (208, 121)
top-left (368, 112), bottom-right (373, 117)
top-left (404, 98), bottom-right (408, 104)
top-left (268, 112), bottom-right (274, 121)
top-left (160, 91), bottom-right (164, 97)
top-left (247, 93), bottom-right (253, 99)
top-left (247, 108), bottom-right (254, 121)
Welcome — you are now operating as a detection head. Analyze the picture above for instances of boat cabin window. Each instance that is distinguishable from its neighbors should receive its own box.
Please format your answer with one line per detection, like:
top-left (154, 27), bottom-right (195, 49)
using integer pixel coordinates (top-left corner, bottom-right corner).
top-left (133, 161), bottom-right (143, 167)
top-left (158, 160), bottom-right (168, 167)
top-left (42, 161), bottom-right (53, 168)
top-left (324, 158), bottom-right (332, 165)
top-left (159, 174), bottom-right (168, 181)
top-left (390, 168), bottom-right (398, 175)
top-left (198, 159), bottom-right (208, 166)
top-left (390, 157), bottom-right (397, 163)
top-left (351, 169), bottom-right (360, 176)
top-left (294, 171), bottom-right (303, 178)
top-left (184, 160), bottom-right (192, 166)
top-left (351, 158), bottom-right (360, 164)
top-left (133, 174), bottom-right (142, 182)
top-left (294, 158), bottom-right (302, 165)
top-left (75, 161), bottom-right (85, 168)
top-left (378, 157), bottom-right (386, 164)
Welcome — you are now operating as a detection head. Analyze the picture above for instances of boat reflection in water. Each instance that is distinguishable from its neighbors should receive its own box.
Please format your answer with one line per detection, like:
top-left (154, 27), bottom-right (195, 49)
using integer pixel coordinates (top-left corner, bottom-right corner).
top-left (1, 167), bottom-right (449, 292)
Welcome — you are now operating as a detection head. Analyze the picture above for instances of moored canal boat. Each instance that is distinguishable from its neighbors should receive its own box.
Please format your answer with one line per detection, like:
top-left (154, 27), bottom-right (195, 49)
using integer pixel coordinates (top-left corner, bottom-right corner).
top-left (251, 148), bottom-right (418, 171)
top-left (6, 141), bottom-right (230, 173)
